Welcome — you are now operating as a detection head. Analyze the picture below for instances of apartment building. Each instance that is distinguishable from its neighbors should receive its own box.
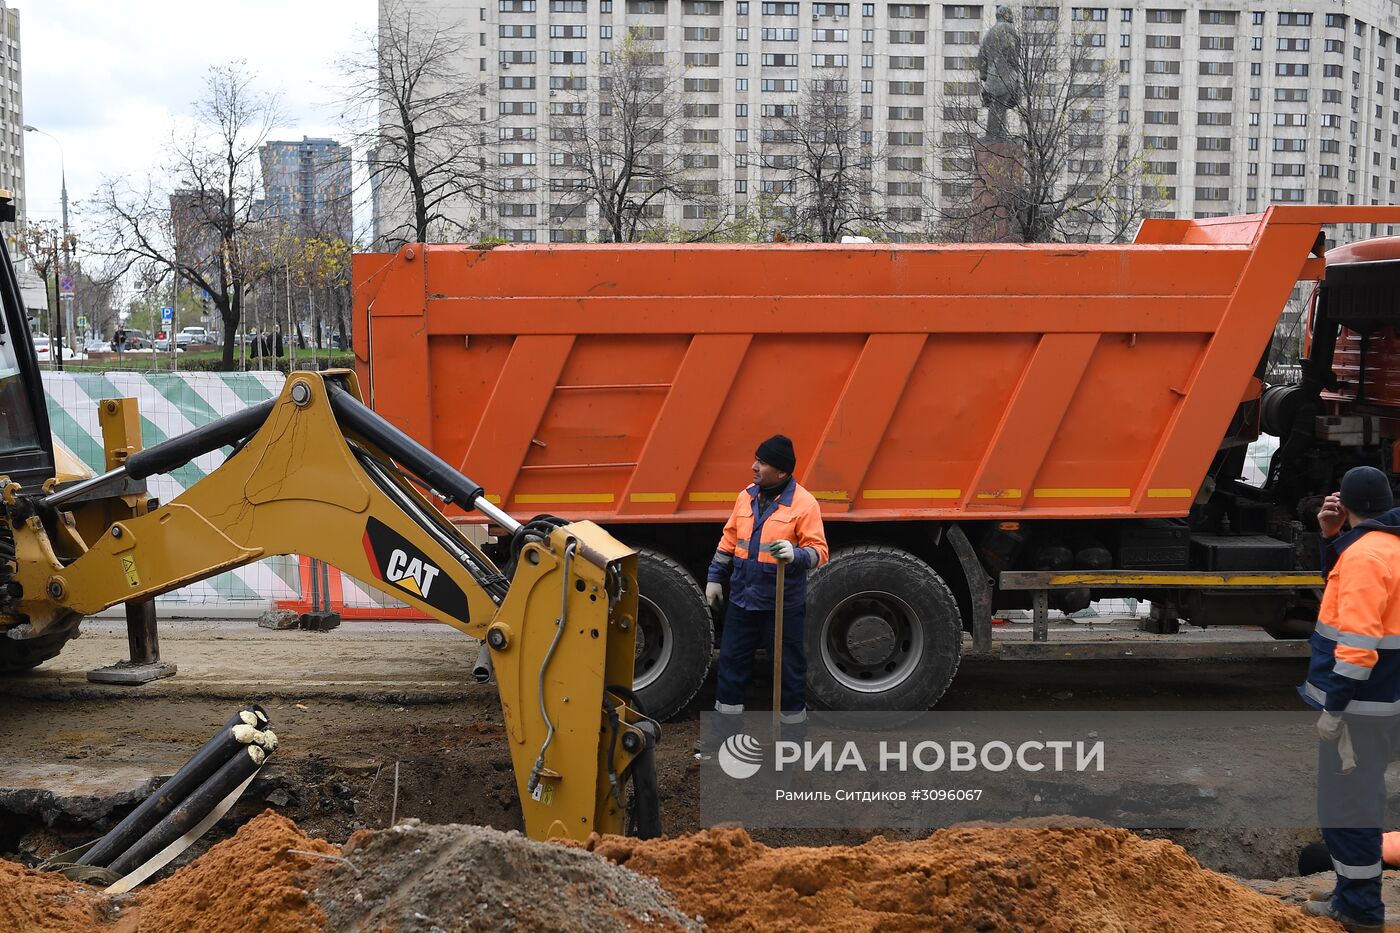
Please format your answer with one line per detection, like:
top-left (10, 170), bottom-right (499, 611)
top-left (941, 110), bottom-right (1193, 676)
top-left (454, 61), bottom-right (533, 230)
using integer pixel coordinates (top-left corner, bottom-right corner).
top-left (260, 137), bottom-right (353, 241)
top-left (382, 0), bottom-right (1400, 244)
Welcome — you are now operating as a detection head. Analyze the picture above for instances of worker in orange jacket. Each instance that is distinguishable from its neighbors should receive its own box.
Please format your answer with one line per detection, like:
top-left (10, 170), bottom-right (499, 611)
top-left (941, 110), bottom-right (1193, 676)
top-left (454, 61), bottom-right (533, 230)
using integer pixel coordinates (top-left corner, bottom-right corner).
top-left (696, 435), bottom-right (828, 754)
top-left (1301, 465), bottom-right (1400, 930)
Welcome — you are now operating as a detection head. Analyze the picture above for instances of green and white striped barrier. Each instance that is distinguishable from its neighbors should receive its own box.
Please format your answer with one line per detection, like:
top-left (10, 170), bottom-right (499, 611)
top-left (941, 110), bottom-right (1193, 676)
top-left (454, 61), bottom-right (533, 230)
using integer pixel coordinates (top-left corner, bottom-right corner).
top-left (42, 371), bottom-right (411, 617)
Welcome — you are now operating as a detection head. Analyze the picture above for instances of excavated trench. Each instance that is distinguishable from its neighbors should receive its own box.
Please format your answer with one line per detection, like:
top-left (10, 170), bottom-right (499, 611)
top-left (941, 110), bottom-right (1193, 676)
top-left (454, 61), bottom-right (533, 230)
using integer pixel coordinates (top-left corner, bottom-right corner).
top-left (0, 746), bottom-right (1324, 885)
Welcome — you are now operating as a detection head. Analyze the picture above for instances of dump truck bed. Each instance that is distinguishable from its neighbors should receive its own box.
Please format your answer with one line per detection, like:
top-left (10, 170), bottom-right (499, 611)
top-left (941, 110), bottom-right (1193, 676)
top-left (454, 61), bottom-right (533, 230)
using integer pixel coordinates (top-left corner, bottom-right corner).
top-left (354, 206), bottom-right (1400, 523)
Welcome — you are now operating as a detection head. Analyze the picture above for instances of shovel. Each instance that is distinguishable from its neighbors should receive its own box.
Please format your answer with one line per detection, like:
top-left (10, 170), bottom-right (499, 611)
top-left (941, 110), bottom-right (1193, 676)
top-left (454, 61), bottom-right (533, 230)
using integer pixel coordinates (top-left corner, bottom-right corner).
top-left (772, 556), bottom-right (788, 739)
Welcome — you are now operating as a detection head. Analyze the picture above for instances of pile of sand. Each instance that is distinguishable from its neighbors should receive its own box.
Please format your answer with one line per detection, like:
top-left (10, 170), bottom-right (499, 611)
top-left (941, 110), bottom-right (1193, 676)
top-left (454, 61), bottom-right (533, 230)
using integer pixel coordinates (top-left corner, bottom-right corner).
top-left (137, 811), bottom-right (337, 933)
top-left (0, 858), bottom-right (108, 931)
top-left (585, 826), bottom-right (1340, 932)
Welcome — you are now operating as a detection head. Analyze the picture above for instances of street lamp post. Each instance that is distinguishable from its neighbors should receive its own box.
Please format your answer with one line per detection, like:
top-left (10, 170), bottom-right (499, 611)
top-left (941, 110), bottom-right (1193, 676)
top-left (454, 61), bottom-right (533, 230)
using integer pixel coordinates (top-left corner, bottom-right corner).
top-left (24, 125), bottom-right (75, 358)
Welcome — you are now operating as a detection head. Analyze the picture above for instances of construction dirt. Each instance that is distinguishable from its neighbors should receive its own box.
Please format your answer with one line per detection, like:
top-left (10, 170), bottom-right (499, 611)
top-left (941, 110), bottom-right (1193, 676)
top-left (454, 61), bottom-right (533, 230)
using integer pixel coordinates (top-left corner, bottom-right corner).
top-left (0, 811), bottom-right (1350, 932)
top-left (585, 825), bottom-right (1340, 933)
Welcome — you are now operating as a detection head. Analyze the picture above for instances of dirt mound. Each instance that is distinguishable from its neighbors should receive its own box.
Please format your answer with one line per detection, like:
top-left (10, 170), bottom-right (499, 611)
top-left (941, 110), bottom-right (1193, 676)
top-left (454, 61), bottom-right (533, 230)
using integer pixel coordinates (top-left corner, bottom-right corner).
top-left (0, 858), bottom-right (108, 931)
top-left (313, 819), bottom-right (697, 932)
top-left (137, 809), bottom-right (337, 933)
top-left (585, 826), bottom-right (1340, 933)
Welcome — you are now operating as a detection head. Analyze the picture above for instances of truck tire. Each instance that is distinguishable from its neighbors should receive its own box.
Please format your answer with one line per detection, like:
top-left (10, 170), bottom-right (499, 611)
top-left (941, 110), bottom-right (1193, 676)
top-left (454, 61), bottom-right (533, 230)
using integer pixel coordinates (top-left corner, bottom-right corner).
top-left (631, 548), bottom-right (713, 722)
top-left (0, 628), bottom-right (76, 674)
top-left (805, 545), bottom-right (962, 712)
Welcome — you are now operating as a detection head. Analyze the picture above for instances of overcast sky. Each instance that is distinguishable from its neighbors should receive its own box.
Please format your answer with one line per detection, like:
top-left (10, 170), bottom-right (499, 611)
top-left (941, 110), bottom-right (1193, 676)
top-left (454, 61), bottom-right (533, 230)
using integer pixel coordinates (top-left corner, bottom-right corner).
top-left (20, 0), bottom-right (375, 227)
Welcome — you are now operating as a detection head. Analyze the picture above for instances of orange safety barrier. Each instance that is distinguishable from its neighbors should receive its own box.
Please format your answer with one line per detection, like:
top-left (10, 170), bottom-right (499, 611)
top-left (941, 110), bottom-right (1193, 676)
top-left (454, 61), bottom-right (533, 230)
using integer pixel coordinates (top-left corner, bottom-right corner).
top-left (275, 555), bottom-right (433, 622)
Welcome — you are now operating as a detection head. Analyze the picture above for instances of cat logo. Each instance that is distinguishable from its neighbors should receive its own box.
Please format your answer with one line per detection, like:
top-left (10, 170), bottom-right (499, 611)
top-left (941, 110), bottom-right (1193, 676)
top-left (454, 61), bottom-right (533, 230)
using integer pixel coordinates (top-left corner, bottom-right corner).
top-left (385, 549), bottom-right (440, 598)
top-left (361, 516), bottom-right (472, 622)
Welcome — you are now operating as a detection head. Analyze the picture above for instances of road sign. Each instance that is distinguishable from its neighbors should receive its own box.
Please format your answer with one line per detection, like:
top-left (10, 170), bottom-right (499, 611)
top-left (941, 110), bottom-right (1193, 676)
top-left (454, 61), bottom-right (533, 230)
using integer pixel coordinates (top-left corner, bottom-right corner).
top-left (59, 275), bottom-right (74, 297)
top-left (77, 315), bottom-right (87, 329)
top-left (161, 306), bottom-right (174, 324)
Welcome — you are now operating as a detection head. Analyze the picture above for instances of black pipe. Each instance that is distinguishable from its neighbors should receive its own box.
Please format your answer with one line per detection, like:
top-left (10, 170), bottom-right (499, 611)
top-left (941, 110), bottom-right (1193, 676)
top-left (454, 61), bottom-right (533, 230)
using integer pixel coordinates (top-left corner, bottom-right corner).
top-left (326, 383), bottom-right (484, 509)
top-left (124, 399), bottom-right (277, 481)
top-left (107, 746), bottom-right (267, 878)
top-left (627, 721), bottom-right (663, 840)
top-left (225, 705), bottom-right (271, 731)
top-left (77, 724), bottom-right (260, 867)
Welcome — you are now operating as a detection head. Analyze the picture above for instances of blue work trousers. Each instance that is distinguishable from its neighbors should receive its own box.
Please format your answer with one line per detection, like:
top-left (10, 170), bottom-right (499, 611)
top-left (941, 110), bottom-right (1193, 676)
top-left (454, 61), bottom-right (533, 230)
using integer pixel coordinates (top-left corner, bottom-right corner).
top-left (1319, 715), bottom-right (1400, 926)
top-left (714, 603), bottom-right (806, 713)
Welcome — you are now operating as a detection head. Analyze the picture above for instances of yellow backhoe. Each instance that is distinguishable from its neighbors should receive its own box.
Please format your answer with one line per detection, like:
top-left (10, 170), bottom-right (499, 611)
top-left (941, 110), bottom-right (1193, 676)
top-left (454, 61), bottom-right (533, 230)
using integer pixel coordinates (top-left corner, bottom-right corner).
top-left (0, 194), bottom-right (660, 842)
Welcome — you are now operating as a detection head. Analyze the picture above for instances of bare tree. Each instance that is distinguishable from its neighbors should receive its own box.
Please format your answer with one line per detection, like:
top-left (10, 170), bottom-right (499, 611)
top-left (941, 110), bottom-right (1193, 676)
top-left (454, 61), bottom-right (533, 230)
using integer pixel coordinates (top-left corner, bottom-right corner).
top-left (928, 14), bottom-right (1164, 243)
top-left (342, 1), bottom-right (494, 247)
top-left (550, 30), bottom-right (699, 242)
top-left (766, 74), bottom-right (883, 242)
top-left (89, 62), bottom-right (280, 370)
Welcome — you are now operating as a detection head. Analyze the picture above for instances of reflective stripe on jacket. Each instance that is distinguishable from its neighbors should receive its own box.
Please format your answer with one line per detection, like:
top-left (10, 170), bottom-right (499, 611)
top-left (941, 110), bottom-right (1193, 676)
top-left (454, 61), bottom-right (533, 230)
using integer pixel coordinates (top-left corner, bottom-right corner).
top-left (707, 476), bottom-right (829, 611)
top-left (1300, 508), bottom-right (1400, 714)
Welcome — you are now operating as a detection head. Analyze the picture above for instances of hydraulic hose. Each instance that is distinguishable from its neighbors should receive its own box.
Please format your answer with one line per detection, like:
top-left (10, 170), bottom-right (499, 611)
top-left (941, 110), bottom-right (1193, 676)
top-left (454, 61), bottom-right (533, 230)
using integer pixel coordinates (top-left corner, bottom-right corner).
top-left (527, 540), bottom-right (575, 796)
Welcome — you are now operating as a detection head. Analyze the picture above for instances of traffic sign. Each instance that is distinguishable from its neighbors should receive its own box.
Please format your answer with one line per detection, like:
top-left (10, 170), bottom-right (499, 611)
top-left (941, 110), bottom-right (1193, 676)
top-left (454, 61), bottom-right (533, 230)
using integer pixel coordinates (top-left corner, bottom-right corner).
top-left (77, 315), bottom-right (87, 329)
top-left (59, 275), bottom-right (74, 297)
top-left (161, 306), bottom-right (174, 323)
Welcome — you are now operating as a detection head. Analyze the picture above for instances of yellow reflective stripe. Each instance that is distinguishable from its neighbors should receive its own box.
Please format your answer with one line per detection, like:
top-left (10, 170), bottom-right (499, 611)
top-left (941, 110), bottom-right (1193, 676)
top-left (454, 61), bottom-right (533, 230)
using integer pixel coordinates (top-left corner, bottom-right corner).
top-left (629, 492), bottom-right (676, 503)
top-left (485, 494), bottom-right (502, 504)
top-left (1148, 488), bottom-right (1194, 499)
top-left (861, 488), bottom-right (962, 500)
top-left (688, 491), bottom-right (736, 502)
top-left (1032, 487), bottom-right (1131, 499)
top-left (811, 490), bottom-right (849, 501)
top-left (514, 493), bottom-right (615, 504)
top-left (976, 489), bottom-right (1023, 499)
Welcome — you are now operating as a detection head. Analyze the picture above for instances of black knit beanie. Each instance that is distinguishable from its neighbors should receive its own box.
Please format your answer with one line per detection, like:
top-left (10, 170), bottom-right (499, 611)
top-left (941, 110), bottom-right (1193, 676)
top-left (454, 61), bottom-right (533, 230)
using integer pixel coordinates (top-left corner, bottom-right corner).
top-left (1341, 465), bottom-right (1394, 515)
top-left (755, 434), bottom-right (796, 474)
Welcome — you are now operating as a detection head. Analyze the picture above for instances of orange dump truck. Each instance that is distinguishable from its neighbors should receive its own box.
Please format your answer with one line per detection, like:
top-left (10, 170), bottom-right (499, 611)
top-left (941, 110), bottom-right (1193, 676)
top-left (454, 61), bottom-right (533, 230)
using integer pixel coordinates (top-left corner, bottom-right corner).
top-left (355, 205), bottom-right (1400, 718)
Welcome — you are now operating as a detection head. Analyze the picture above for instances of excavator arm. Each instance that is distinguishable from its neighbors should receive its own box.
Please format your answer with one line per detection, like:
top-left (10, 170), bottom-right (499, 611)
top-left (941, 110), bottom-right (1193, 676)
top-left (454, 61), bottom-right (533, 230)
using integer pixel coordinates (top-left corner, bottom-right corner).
top-left (2, 369), bottom-right (658, 841)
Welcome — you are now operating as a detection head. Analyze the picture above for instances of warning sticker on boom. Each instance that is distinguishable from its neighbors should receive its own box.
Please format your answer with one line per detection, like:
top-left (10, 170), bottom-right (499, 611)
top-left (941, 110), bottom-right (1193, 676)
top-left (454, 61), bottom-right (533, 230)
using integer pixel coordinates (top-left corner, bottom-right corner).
top-left (361, 516), bottom-right (470, 621)
top-left (121, 557), bottom-right (140, 588)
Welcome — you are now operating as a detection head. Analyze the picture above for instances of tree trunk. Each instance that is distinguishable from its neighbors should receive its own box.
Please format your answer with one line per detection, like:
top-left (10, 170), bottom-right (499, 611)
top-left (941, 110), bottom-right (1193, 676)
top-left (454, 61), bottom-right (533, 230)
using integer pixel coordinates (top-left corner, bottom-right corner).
top-left (220, 306), bottom-right (238, 370)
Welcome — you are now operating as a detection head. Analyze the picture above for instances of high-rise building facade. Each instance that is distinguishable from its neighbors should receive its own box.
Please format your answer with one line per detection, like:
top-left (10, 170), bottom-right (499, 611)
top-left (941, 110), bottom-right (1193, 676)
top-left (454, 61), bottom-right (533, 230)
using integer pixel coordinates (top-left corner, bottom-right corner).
top-left (0, 1), bottom-right (23, 227)
top-left (260, 137), bottom-right (353, 240)
top-left (381, 0), bottom-right (1400, 245)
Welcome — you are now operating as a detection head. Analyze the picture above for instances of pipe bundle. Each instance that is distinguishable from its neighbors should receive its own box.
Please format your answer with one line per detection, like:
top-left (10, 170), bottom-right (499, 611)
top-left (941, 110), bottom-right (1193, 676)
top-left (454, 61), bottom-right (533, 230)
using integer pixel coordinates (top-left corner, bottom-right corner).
top-left (76, 704), bottom-right (277, 876)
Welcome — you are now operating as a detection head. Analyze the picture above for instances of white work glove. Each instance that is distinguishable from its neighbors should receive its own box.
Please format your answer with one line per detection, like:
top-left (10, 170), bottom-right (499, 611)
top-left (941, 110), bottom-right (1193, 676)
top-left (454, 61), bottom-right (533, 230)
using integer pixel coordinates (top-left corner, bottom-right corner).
top-left (768, 539), bottom-right (795, 562)
top-left (1317, 711), bottom-right (1357, 773)
top-left (705, 581), bottom-right (724, 608)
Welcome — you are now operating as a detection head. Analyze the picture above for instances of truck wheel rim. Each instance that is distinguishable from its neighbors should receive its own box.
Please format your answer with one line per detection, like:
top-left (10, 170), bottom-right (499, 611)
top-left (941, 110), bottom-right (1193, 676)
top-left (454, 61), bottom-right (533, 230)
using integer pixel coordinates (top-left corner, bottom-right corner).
top-left (819, 590), bottom-right (925, 694)
top-left (633, 594), bottom-right (673, 691)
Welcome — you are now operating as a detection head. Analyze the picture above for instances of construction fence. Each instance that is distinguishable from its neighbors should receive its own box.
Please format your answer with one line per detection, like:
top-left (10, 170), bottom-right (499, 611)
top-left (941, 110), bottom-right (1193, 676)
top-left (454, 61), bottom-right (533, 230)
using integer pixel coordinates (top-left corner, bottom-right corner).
top-left (43, 371), bottom-right (419, 620)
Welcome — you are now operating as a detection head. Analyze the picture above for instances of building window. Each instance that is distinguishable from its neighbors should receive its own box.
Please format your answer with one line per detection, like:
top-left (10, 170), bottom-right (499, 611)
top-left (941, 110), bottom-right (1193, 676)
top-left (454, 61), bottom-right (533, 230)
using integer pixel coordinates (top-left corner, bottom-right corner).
top-left (736, 103), bottom-right (749, 116)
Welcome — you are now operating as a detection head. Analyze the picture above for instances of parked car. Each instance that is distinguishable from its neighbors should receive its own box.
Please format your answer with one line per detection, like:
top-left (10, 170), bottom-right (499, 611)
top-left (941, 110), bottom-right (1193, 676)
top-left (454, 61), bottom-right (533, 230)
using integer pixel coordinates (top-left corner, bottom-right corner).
top-left (31, 335), bottom-right (83, 362)
top-left (153, 335), bottom-right (187, 352)
top-left (113, 329), bottom-right (152, 351)
top-left (84, 338), bottom-right (111, 354)
top-left (177, 326), bottom-right (210, 348)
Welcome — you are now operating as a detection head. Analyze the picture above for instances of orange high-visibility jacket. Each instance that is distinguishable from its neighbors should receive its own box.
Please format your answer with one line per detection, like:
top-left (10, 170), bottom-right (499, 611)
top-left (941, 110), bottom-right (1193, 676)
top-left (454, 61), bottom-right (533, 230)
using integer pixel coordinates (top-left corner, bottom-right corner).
top-left (1302, 514), bottom-right (1400, 714)
top-left (707, 477), bottom-right (829, 611)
